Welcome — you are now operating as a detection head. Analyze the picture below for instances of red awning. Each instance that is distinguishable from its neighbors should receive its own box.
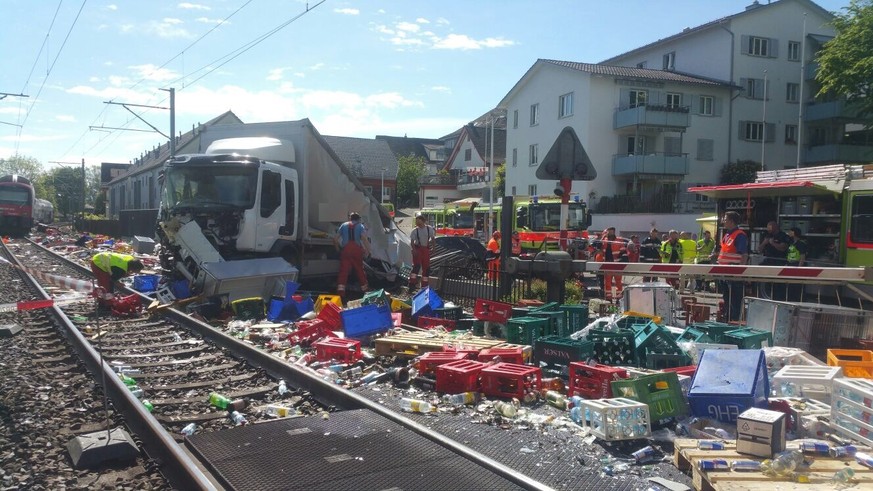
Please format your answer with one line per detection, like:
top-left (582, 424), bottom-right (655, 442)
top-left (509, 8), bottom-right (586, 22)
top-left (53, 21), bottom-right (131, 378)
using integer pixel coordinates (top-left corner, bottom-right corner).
top-left (689, 180), bottom-right (843, 199)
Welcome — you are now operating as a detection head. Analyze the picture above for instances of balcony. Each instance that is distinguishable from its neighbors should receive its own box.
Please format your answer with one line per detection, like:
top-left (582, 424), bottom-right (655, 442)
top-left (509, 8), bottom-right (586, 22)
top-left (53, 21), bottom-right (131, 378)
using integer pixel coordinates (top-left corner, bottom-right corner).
top-left (614, 104), bottom-right (691, 129)
top-left (612, 153), bottom-right (689, 177)
top-left (804, 143), bottom-right (873, 164)
top-left (419, 174), bottom-right (457, 186)
top-left (805, 100), bottom-right (867, 122)
top-left (805, 61), bottom-right (819, 81)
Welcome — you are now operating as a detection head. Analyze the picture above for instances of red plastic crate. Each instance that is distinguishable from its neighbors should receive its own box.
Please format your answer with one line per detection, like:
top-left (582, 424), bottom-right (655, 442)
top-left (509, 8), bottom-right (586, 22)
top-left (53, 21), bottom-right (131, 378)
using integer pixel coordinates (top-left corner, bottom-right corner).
top-left (436, 359), bottom-right (486, 394)
top-left (517, 299), bottom-right (544, 308)
top-left (568, 362), bottom-right (628, 399)
top-left (442, 346), bottom-right (481, 359)
top-left (287, 319), bottom-right (336, 346)
top-left (417, 351), bottom-right (467, 376)
top-left (478, 347), bottom-right (525, 365)
top-left (474, 298), bottom-right (512, 323)
top-left (314, 337), bottom-right (362, 363)
top-left (417, 316), bottom-right (457, 330)
top-left (317, 302), bottom-right (343, 330)
top-left (480, 362), bottom-right (542, 399)
top-left (662, 365), bottom-right (697, 377)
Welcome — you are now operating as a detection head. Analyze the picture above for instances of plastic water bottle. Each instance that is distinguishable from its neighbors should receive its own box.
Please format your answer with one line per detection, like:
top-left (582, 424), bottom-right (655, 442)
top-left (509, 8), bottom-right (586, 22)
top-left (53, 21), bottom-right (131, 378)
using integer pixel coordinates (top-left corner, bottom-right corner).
top-left (128, 385), bottom-right (144, 399)
top-left (441, 392), bottom-right (479, 406)
top-left (832, 467), bottom-right (855, 483)
top-left (569, 406), bottom-right (583, 424)
top-left (697, 440), bottom-right (725, 450)
top-left (830, 445), bottom-right (857, 458)
top-left (762, 450), bottom-right (805, 476)
top-left (173, 333), bottom-right (182, 343)
top-left (277, 380), bottom-right (288, 395)
top-left (360, 371), bottom-right (383, 385)
top-left (181, 423), bottom-right (197, 436)
top-left (399, 398), bottom-right (435, 413)
top-left (730, 460), bottom-right (762, 472)
top-left (494, 400), bottom-right (518, 418)
top-left (603, 461), bottom-right (630, 475)
top-left (208, 392), bottom-right (231, 410)
top-left (229, 411), bottom-right (248, 425)
top-left (568, 395), bottom-right (584, 409)
top-left (704, 426), bottom-right (732, 439)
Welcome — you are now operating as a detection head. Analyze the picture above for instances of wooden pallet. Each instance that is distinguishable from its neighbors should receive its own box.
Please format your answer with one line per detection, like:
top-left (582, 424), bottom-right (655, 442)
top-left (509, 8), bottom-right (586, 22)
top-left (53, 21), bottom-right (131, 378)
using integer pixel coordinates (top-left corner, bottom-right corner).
top-left (673, 438), bottom-right (873, 491)
top-left (374, 330), bottom-right (519, 358)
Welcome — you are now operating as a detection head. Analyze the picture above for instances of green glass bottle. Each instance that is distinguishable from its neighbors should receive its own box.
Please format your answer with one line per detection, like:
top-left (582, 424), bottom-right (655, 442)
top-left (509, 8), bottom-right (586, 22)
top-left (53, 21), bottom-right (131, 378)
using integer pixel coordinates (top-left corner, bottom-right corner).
top-left (119, 373), bottom-right (137, 386)
top-left (142, 400), bottom-right (154, 412)
top-left (208, 392), bottom-right (230, 410)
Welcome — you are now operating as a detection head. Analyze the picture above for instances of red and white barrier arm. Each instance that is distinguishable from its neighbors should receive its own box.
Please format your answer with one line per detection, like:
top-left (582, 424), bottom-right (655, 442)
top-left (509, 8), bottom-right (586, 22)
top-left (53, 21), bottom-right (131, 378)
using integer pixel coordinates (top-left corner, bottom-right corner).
top-left (0, 256), bottom-right (94, 292)
top-left (0, 295), bottom-right (92, 313)
top-left (585, 262), bottom-right (871, 283)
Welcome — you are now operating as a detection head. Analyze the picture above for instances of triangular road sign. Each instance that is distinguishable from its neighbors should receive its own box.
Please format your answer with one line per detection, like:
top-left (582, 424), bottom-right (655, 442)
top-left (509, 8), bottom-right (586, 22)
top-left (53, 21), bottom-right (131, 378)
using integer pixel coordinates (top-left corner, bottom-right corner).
top-left (535, 126), bottom-right (596, 181)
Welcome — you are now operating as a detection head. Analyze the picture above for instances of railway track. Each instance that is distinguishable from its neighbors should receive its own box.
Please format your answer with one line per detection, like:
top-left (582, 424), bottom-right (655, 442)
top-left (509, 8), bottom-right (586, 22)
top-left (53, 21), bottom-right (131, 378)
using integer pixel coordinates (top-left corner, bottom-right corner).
top-left (1, 237), bottom-right (548, 491)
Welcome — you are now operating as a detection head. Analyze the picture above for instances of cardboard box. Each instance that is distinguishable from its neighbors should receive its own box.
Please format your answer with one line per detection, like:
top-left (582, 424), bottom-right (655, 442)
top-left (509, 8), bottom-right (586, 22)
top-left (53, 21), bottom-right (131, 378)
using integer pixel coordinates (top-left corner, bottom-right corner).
top-left (736, 407), bottom-right (786, 458)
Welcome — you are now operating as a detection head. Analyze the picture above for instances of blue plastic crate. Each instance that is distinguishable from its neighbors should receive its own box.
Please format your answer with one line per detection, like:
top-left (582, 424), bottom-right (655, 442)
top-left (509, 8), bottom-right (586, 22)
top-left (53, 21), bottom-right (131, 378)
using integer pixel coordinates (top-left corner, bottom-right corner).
top-left (688, 349), bottom-right (769, 424)
top-left (411, 287), bottom-right (443, 318)
top-left (171, 279), bottom-right (191, 299)
top-left (341, 304), bottom-right (392, 338)
top-left (267, 297), bottom-right (298, 322)
top-left (132, 274), bottom-right (160, 293)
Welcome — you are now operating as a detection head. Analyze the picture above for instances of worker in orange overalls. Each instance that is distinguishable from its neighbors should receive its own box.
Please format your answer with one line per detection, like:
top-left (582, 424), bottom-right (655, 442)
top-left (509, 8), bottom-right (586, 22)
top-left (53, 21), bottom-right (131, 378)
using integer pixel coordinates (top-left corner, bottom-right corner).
top-left (409, 212), bottom-right (436, 290)
top-left (486, 231), bottom-right (501, 280)
top-left (334, 212), bottom-right (370, 298)
top-left (511, 231), bottom-right (522, 257)
top-left (596, 227), bottom-right (628, 300)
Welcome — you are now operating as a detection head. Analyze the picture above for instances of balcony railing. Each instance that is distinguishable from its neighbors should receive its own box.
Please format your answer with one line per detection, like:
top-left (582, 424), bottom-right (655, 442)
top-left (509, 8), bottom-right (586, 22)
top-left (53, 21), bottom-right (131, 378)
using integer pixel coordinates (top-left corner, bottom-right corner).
top-left (612, 153), bottom-right (689, 176)
top-left (593, 194), bottom-right (677, 214)
top-left (804, 143), bottom-right (873, 164)
top-left (419, 174), bottom-right (457, 185)
top-left (805, 99), bottom-right (867, 122)
top-left (614, 104), bottom-right (691, 129)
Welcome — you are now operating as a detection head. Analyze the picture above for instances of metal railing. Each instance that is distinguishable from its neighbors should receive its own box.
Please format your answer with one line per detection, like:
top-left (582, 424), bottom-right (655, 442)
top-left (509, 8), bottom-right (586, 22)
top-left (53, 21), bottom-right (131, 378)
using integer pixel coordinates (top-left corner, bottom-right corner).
top-left (435, 264), bottom-right (533, 308)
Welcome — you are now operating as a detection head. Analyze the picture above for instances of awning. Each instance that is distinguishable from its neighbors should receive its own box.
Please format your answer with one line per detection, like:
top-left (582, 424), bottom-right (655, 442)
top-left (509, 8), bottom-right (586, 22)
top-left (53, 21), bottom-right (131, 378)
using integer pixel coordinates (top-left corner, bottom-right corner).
top-left (688, 179), bottom-right (844, 199)
top-left (695, 214), bottom-right (718, 223)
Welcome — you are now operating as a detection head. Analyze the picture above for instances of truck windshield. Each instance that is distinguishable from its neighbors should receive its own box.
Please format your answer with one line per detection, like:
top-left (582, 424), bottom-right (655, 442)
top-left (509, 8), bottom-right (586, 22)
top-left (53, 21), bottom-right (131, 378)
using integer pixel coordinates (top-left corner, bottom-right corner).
top-left (164, 166), bottom-right (258, 209)
top-left (530, 203), bottom-right (587, 230)
top-left (0, 188), bottom-right (30, 206)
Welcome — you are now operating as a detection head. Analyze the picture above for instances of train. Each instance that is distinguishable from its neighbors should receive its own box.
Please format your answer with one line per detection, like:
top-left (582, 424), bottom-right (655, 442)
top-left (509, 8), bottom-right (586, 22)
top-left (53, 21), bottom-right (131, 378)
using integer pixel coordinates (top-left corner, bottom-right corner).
top-left (0, 174), bottom-right (54, 237)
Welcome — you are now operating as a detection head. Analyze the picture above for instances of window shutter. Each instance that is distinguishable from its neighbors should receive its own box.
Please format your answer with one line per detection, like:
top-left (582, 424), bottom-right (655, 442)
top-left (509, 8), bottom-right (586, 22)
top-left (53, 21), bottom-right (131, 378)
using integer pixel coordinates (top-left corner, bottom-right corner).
top-left (769, 38), bottom-right (779, 58)
top-left (714, 97), bottom-right (723, 116)
top-left (754, 79), bottom-right (765, 100)
top-left (765, 123), bottom-right (776, 142)
top-left (697, 139), bottom-right (714, 161)
top-left (739, 78), bottom-right (749, 97)
top-left (740, 35), bottom-right (750, 54)
top-left (665, 137), bottom-right (681, 155)
top-left (738, 120), bottom-right (746, 139)
top-left (690, 95), bottom-right (697, 113)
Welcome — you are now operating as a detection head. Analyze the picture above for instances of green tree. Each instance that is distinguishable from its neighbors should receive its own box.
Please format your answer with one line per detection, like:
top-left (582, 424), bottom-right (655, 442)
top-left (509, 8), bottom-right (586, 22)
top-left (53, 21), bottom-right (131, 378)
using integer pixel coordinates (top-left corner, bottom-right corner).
top-left (396, 154), bottom-right (427, 207)
top-left (494, 163), bottom-right (506, 198)
top-left (86, 165), bottom-right (101, 209)
top-left (720, 159), bottom-right (760, 184)
top-left (0, 154), bottom-right (43, 179)
top-left (50, 167), bottom-right (85, 219)
top-left (816, 0), bottom-right (873, 120)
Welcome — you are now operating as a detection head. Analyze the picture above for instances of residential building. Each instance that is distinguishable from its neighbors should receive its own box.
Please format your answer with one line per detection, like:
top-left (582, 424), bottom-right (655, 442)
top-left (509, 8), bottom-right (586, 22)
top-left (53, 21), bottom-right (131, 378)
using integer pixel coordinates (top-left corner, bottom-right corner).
top-left (321, 135), bottom-right (399, 204)
top-left (500, 0), bottom-right (859, 233)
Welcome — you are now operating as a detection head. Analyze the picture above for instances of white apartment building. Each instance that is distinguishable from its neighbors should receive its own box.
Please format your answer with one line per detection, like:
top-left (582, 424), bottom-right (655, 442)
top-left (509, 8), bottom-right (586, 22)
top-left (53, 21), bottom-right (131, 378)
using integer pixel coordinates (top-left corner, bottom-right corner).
top-left (501, 0), bottom-right (851, 232)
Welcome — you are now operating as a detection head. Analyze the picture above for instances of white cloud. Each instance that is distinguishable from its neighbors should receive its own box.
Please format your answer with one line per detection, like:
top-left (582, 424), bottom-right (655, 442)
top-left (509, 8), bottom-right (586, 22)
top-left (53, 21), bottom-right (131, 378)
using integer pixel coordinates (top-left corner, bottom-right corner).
top-left (374, 24), bottom-right (394, 35)
top-left (107, 4), bottom-right (117, 11)
top-left (56, 115), bottom-right (76, 123)
top-left (333, 8), bottom-right (359, 15)
top-left (377, 9), bottom-right (386, 14)
top-left (396, 22), bottom-right (420, 33)
top-left (309, 62), bottom-right (325, 71)
top-left (0, 133), bottom-right (68, 143)
top-left (89, 76), bottom-right (101, 82)
top-left (0, 107), bottom-right (21, 115)
top-left (294, 72), bottom-right (305, 78)
top-left (390, 36), bottom-right (424, 47)
top-left (365, 93), bottom-right (422, 109)
top-left (431, 86), bottom-right (451, 94)
top-left (416, 17), bottom-right (429, 24)
top-left (266, 68), bottom-right (288, 81)
top-left (162, 17), bottom-right (183, 25)
top-left (196, 17), bottom-right (226, 24)
top-left (433, 33), bottom-right (515, 50)
top-left (128, 64), bottom-right (180, 82)
top-left (436, 17), bottom-right (450, 25)
top-left (147, 19), bottom-right (192, 38)
top-left (178, 2), bottom-right (210, 10)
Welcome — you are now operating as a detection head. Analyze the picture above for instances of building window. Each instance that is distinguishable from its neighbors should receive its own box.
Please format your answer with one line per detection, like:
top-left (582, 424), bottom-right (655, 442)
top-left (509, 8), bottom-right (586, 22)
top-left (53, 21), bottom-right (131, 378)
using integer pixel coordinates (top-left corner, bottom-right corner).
top-left (636, 61), bottom-right (647, 69)
top-left (512, 148), bottom-right (518, 167)
top-left (747, 36), bottom-right (770, 57)
top-left (627, 136), bottom-right (646, 155)
top-left (699, 96), bottom-right (714, 116)
top-left (786, 82), bottom-right (800, 103)
top-left (528, 184), bottom-right (537, 196)
top-left (559, 92), bottom-right (574, 118)
top-left (697, 139), bottom-right (714, 161)
top-left (743, 122), bottom-right (764, 141)
top-left (741, 78), bottom-right (766, 100)
top-left (529, 144), bottom-right (539, 166)
top-left (666, 92), bottom-right (682, 109)
top-left (663, 51), bottom-right (675, 70)
top-left (513, 109), bottom-right (518, 129)
top-left (785, 124), bottom-right (798, 144)
top-left (530, 103), bottom-right (539, 126)
top-left (629, 89), bottom-right (647, 108)
top-left (511, 186), bottom-right (517, 196)
top-left (787, 41), bottom-right (800, 61)
top-left (464, 148), bottom-right (472, 161)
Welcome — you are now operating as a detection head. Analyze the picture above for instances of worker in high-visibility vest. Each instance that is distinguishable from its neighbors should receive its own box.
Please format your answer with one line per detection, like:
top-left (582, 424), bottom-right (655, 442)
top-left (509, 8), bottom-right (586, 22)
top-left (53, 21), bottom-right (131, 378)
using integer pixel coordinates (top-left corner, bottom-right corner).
top-left (486, 231), bottom-right (501, 280)
top-left (695, 230), bottom-right (716, 291)
top-left (91, 252), bottom-right (144, 293)
top-left (713, 211), bottom-right (748, 322)
top-left (679, 231), bottom-right (697, 291)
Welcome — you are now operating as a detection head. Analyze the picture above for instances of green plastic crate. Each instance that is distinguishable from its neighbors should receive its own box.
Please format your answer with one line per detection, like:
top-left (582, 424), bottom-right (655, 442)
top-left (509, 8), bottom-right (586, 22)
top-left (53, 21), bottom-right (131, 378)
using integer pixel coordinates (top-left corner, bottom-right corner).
top-left (505, 316), bottom-right (549, 345)
top-left (530, 310), bottom-right (565, 337)
top-left (559, 304), bottom-right (589, 335)
top-left (433, 306), bottom-right (464, 321)
top-left (645, 349), bottom-right (692, 370)
top-left (530, 302), bottom-right (560, 312)
top-left (533, 335), bottom-right (595, 367)
top-left (511, 307), bottom-right (530, 318)
top-left (722, 328), bottom-right (773, 349)
top-left (231, 297), bottom-right (265, 321)
top-left (361, 289), bottom-right (390, 307)
top-left (611, 372), bottom-right (687, 419)
top-left (677, 326), bottom-right (714, 344)
top-left (587, 328), bottom-right (637, 366)
top-left (690, 321), bottom-right (736, 344)
top-left (614, 315), bottom-right (658, 331)
top-left (634, 322), bottom-right (683, 359)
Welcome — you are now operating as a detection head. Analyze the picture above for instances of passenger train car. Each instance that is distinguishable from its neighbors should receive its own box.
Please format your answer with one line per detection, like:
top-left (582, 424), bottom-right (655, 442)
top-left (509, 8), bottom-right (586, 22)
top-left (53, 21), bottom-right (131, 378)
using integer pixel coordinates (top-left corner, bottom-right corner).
top-left (0, 174), bottom-right (36, 236)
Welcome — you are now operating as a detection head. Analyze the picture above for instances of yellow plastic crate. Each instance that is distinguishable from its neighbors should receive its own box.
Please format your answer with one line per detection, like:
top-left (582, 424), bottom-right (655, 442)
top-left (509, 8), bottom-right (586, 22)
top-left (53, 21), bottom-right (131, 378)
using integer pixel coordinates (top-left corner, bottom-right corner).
top-left (314, 294), bottom-right (343, 314)
top-left (391, 297), bottom-right (411, 312)
top-left (827, 349), bottom-right (873, 378)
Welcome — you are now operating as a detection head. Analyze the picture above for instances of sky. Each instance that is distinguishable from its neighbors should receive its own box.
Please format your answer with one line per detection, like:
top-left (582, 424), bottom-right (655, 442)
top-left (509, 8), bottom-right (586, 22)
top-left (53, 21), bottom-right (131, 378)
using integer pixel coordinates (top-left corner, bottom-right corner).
top-left (0, 0), bottom-right (853, 170)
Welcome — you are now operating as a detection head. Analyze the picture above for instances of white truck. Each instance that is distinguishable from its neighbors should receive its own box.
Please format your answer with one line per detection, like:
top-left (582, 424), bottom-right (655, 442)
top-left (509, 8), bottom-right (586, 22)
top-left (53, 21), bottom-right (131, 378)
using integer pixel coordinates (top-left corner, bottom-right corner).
top-left (156, 119), bottom-right (411, 299)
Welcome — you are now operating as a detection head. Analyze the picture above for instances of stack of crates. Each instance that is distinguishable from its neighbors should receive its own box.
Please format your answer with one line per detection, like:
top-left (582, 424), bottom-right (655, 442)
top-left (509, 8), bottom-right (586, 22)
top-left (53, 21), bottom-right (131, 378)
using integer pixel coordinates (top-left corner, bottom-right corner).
top-left (688, 321), bottom-right (736, 344)
top-left (587, 329), bottom-right (636, 366)
top-left (676, 326), bottom-right (715, 344)
top-left (529, 310), bottom-right (566, 337)
top-left (632, 321), bottom-right (689, 369)
top-left (533, 336), bottom-right (595, 369)
top-left (832, 378), bottom-right (873, 446)
top-left (505, 317), bottom-right (549, 345)
top-left (722, 328), bottom-right (773, 349)
top-left (578, 398), bottom-right (652, 441)
top-left (559, 304), bottom-right (588, 336)
top-left (611, 372), bottom-right (687, 420)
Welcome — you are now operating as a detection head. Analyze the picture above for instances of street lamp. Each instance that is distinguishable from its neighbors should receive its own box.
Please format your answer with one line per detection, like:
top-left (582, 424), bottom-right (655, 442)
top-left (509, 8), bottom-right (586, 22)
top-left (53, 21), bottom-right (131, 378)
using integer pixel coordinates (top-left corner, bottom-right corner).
top-left (381, 167), bottom-right (387, 204)
top-left (486, 108), bottom-right (507, 239)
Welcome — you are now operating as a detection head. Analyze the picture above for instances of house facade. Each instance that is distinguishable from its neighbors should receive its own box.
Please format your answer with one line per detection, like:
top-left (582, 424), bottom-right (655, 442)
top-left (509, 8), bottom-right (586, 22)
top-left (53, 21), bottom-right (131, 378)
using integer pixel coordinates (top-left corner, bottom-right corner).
top-left (321, 135), bottom-right (399, 205)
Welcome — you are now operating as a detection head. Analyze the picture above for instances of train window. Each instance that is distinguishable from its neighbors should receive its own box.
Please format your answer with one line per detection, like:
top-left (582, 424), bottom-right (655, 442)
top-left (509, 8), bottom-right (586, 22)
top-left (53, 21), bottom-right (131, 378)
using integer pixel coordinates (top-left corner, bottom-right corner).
top-left (851, 195), bottom-right (873, 243)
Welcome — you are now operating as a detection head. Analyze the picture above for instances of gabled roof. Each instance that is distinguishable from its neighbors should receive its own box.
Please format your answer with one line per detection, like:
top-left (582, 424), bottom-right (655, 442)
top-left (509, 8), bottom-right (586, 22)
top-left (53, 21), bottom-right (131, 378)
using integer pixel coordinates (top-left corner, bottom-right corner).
top-left (322, 135), bottom-right (399, 179)
top-left (376, 135), bottom-right (445, 163)
top-left (109, 110), bottom-right (243, 184)
top-left (600, 0), bottom-right (834, 64)
top-left (442, 123), bottom-right (506, 172)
